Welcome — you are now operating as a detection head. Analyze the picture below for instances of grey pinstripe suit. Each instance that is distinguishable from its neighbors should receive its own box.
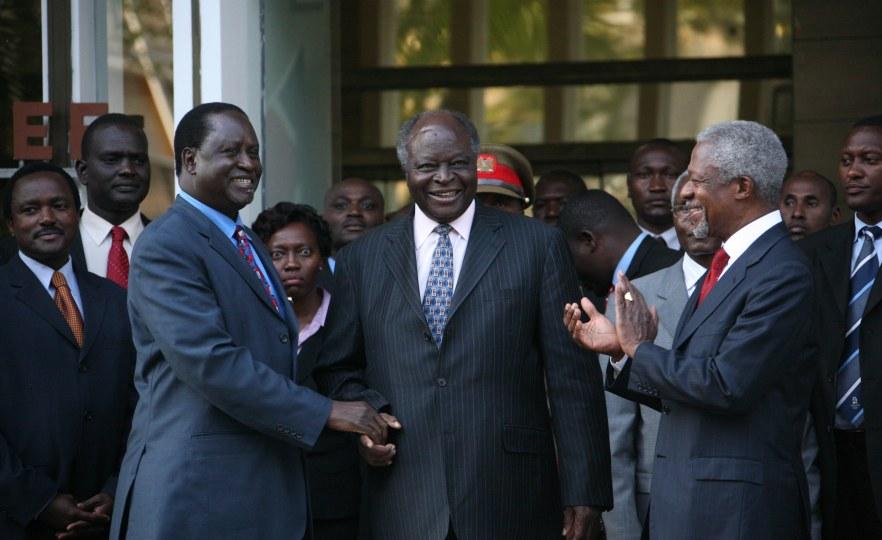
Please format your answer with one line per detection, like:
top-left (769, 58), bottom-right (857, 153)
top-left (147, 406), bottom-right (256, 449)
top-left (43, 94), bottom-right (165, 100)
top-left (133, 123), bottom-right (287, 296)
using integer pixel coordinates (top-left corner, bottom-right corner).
top-left (315, 203), bottom-right (612, 539)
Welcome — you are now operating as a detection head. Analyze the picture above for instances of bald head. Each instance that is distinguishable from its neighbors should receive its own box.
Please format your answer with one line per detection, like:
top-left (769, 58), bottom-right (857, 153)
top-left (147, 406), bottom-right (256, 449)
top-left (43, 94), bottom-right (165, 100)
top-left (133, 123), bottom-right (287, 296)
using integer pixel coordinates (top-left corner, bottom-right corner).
top-left (779, 170), bottom-right (840, 241)
top-left (323, 177), bottom-right (385, 251)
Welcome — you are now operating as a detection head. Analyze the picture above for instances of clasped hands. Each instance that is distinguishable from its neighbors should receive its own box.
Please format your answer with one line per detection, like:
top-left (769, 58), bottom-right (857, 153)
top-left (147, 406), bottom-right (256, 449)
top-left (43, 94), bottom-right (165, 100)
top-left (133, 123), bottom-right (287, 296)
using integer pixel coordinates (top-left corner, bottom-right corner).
top-left (564, 273), bottom-right (658, 359)
top-left (327, 400), bottom-right (402, 467)
top-left (38, 492), bottom-right (113, 539)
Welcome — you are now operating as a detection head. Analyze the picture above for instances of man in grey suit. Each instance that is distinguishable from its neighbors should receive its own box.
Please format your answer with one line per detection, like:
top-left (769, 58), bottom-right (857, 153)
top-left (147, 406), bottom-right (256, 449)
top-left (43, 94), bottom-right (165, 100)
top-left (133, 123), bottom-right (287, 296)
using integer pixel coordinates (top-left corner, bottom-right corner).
top-left (316, 109), bottom-right (612, 539)
top-left (566, 120), bottom-right (816, 539)
top-left (110, 102), bottom-right (396, 540)
top-left (601, 172), bottom-right (721, 539)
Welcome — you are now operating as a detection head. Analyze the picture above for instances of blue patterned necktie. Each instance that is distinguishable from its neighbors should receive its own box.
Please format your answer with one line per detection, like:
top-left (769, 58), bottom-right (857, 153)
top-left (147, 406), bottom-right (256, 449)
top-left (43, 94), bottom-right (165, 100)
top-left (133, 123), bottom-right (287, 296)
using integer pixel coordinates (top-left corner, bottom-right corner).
top-left (422, 224), bottom-right (454, 346)
top-left (837, 225), bottom-right (881, 428)
top-left (234, 226), bottom-right (281, 314)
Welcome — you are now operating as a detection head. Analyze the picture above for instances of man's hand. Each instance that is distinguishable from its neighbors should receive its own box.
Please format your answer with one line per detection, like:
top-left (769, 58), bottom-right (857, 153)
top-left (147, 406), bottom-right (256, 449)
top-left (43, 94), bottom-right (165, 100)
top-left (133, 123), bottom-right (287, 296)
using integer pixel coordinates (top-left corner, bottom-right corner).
top-left (564, 297), bottom-right (623, 357)
top-left (358, 433), bottom-right (397, 467)
top-left (55, 492), bottom-right (114, 539)
top-left (614, 273), bottom-right (658, 358)
top-left (327, 401), bottom-right (401, 445)
top-left (562, 506), bottom-right (603, 540)
top-left (37, 494), bottom-right (108, 537)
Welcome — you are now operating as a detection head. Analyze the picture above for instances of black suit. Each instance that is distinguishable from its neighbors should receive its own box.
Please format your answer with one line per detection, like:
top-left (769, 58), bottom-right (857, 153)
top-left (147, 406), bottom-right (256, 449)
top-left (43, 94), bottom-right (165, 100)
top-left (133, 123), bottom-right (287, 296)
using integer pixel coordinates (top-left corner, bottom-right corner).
top-left (296, 324), bottom-right (361, 539)
top-left (316, 204), bottom-right (612, 539)
top-left (0, 256), bottom-right (135, 539)
top-left (800, 222), bottom-right (882, 538)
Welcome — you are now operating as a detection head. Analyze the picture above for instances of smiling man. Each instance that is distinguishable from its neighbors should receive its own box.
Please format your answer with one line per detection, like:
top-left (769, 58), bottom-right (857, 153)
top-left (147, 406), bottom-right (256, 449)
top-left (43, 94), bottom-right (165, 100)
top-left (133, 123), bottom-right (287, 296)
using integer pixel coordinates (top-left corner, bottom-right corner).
top-left (109, 102), bottom-right (396, 540)
top-left (74, 114), bottom-right (152, 288)
top-left (315, 109), bottom-right (612, 540)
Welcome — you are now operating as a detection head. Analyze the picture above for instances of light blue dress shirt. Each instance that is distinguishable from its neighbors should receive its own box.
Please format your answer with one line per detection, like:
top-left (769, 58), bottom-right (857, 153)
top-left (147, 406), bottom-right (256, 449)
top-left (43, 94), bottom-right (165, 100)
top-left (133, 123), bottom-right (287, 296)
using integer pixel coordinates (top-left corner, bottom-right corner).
top-left (613, 231), bottom-right (650, 286)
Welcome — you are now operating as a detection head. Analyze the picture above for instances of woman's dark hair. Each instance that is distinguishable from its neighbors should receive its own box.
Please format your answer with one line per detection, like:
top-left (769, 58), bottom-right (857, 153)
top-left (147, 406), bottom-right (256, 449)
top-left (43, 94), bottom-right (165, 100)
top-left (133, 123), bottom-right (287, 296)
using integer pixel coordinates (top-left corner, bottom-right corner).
top-left (252, 202), bottom-right (332, 258)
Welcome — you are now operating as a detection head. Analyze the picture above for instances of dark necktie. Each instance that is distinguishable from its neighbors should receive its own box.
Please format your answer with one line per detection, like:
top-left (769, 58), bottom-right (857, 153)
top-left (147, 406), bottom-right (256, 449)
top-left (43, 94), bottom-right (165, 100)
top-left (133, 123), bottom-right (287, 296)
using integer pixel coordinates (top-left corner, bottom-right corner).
top-left (422, 224), bottom-right (454, 346)
top-left (106, 226), bottom-right (129, 288)
top-left (836, 225), bottom-right (881, 428)
top-left (698, 247), bottom-right (730, 305)
top-left (52, 271), bottom-right (85, 348)
top-left (234, 226), bottom-right (280, 314)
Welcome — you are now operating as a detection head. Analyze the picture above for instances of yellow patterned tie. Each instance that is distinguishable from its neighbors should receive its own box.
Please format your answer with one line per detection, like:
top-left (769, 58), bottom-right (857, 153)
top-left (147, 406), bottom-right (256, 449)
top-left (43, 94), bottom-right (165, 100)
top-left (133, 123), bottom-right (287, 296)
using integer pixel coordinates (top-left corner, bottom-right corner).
top-left (51, 271), bottom-right (84, 348)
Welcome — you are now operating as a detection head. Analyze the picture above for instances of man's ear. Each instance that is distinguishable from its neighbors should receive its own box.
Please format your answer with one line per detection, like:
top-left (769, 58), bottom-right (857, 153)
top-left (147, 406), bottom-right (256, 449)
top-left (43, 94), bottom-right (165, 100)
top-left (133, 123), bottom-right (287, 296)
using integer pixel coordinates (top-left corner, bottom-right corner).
top-left (579, 229), bottom-right (598, 252)
top-left (830, 205), bottom-right (842, 225)
top-left (733, 175), bottom-right (754, 200)
top-left (74, 160), bottom-right (88, 186)
top-left (182, 147), bottom-right (198, 175)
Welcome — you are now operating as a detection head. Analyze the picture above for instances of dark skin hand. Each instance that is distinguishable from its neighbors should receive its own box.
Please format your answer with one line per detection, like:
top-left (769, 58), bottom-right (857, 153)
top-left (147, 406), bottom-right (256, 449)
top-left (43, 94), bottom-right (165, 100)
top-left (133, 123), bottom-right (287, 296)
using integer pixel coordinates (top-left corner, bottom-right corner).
top-left (563, 506), bottom-right (604, 540)
top-left (56, 493), bottom-right (113, 539)
top-left (357, 412), bottom-right (401, 467)
top-left (327, 400), bottom-right (401, 445)
top-left (613, 273), bottom-right (658, 358)
top-left (563, 297), bottom-right (623, 358)
top-left (37, 493), bottom-right (109, 538)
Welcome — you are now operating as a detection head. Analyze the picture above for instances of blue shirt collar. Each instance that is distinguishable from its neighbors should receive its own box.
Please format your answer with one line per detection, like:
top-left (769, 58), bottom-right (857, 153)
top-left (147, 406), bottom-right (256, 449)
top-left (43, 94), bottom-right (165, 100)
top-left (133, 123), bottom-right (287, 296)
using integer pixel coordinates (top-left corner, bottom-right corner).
top-left (179, 191), bottom-right (243, 239)
top-left (613, 231), bottom-right (649, 285)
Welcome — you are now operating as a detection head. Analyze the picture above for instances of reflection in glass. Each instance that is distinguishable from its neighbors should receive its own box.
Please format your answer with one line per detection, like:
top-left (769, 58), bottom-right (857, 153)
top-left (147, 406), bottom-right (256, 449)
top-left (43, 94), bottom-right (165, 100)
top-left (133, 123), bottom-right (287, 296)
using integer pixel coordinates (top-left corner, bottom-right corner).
top-left (0, 1), bottom-right (42, 169)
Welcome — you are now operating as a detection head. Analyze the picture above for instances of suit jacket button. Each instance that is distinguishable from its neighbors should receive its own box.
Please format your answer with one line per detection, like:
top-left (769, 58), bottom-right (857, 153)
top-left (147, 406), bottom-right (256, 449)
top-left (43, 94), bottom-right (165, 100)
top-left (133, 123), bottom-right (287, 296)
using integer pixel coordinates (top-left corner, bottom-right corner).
top-left (294, 433), bottom-right (303, 440)
top-left (826, 375), bottom-right (834, 384)
top-left (280, 334), bottom-right (290, 344)
top-left (662, 406), bottom-right (670, 414)
top-left (424, 332), bottom-right (433, 343)
top-left (84, 412), bottom-right (93, 422)
top-left (437, 378), bottom-right (447, 387)
top-left (78, 363), bottom-right (88, 373)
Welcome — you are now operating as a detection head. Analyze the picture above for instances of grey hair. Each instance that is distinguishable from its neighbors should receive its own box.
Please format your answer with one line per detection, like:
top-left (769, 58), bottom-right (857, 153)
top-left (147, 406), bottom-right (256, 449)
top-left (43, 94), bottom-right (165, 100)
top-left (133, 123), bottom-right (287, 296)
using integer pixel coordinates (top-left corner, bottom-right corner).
top-left (395, 109), bottom-right (480, 171)
top-left (695, 120), bottom-right (787, 207)
top-left (671, 171), bottom-right (689, 207)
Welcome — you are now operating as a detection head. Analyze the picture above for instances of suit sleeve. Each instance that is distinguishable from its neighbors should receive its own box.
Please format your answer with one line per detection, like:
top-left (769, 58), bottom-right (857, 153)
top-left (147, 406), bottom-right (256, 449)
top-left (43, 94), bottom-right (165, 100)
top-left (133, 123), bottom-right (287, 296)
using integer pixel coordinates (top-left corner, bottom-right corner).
top-left (541, 228), bottom-right (613, 509)
top-left (128, 229), bottom-right (331, 449)
top-left (312, 248), bottom-right (389, 411)
top-left (0, 433), bottom-right (57, 526)
top-left (628, 259), bottom-right (814, 414)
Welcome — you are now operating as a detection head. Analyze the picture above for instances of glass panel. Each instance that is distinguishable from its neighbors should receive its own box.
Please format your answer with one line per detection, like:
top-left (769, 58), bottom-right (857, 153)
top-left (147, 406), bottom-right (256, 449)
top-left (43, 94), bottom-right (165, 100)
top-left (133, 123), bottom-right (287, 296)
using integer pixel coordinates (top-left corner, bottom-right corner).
top-left (0, 1), bottom-right (43, 169)
top-left (677, 0), bottom-right (745, 57)
top-left (582, 0), bottom-right (644, 60)
top-left (600, 173), bottom-right (630, 208)
top-left (771, 0), bottom-right (791, 54)
top-left (121, 0), bottom-right (174, 218)
top-left (393, 0), bottom-right (451, 66)
top-left (660, 81), bottom-right (740, 139)
top-left (483, 87), bottom-right (544, 143)
top-left (487, 0), bottom-right (547, 63)
top-left (573, 84), bottom-right (639, 142)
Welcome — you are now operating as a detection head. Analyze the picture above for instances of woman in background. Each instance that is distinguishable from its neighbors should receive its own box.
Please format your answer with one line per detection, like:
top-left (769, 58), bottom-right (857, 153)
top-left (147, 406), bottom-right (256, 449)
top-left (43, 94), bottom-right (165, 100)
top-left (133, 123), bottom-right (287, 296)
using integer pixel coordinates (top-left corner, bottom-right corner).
top-left (253, 202), bottom-right (360, 539)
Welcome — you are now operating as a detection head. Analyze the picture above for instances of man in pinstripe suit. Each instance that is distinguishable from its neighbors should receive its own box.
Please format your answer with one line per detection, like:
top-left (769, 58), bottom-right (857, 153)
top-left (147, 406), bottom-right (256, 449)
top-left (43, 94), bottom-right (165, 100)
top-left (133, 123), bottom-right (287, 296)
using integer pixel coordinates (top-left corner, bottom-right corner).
top-left (316, 110), bottom-right (612, 539)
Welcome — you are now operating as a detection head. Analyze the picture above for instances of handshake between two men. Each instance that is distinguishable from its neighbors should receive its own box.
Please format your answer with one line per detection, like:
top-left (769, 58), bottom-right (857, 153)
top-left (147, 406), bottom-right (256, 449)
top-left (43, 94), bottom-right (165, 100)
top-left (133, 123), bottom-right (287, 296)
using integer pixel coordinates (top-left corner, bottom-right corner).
top-left (328, 401), bottom-right (402, 466)
top-left (563, 272), bottom-right (659, 359)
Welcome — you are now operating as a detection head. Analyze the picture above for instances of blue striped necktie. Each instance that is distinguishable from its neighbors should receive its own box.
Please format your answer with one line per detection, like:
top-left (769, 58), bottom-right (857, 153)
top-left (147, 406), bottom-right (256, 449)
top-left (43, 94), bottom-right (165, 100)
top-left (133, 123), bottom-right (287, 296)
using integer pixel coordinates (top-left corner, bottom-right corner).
top-left (422, 224), bottom-right (454, 346)
top-left (837, 225), bottom-right (881, 428)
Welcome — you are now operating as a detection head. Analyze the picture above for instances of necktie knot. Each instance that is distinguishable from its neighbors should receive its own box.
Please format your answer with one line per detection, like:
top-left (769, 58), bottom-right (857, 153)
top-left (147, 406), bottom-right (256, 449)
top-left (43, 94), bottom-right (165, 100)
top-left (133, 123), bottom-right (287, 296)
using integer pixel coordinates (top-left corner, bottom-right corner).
top-left (434, 224), bottom-right (452, 237)
top-left (860, 225), bottom-right (882, 242)
top-left (111, 226), bottom-right (127, 242)
top-left (51, 270), bottom-right (69, 290)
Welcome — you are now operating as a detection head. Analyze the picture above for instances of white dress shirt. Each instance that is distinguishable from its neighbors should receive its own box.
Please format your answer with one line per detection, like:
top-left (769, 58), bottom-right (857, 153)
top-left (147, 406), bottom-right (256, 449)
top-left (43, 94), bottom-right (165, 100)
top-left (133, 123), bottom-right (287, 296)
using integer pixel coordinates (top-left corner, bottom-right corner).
top-left (718, 210), bottom-right (782, 278)
top-left (18, 251), bottom-right (83, 313)
top-left (80, 206), bottom-right (145, 277)
top-left (682, 253), bottom-right (706, 297)
top-left (640, 225), bottom-right (681, 251)
top-left (414, 201), bottom-right (475, 298)
top-left (852, 214), bottom-right (882, 268)
top-left (297, 288), bottom-right (331, 354)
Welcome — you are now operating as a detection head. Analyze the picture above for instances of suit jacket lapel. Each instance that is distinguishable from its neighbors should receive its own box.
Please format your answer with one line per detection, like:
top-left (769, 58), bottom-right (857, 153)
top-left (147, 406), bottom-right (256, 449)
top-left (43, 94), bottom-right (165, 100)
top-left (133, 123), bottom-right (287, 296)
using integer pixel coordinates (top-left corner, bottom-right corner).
top-left (383, 215), bottom-right (425, 322)
top-left (9, 257), bottom-right (80, 348)
top-left (675, 224), bottom-right (787, 347)
top-left (447, 205), bottom-right (504, 322)
top-left (626, 236), bottom-right (652, 278)
top-left (76, 270), bottom-right (106, 359)
top-left (818, 223), bottom-right (852, 319)
top-left (654, 261), bottom-right (688, 339)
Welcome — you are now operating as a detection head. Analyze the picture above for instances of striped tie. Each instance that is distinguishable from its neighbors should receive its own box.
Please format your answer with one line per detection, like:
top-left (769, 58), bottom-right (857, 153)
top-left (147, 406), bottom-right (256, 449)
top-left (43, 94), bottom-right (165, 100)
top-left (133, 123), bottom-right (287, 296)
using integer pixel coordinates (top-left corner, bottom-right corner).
top-left (836, 225), bottom-right (881, 428)
top-left (422, 224), bottom-right (454, 346)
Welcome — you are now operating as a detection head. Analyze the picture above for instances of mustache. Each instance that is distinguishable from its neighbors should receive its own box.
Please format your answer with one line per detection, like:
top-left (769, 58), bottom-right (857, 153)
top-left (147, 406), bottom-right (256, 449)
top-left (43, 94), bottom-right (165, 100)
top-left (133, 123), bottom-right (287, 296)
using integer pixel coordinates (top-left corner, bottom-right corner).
top-left (34, 226), bottom-right (64, 238)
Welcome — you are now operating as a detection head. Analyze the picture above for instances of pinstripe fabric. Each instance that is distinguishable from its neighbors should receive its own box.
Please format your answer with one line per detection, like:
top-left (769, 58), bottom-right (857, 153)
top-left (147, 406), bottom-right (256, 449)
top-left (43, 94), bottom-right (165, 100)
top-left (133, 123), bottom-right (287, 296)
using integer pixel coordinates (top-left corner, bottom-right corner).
top-left (315, 204), bottom-right (612, 540)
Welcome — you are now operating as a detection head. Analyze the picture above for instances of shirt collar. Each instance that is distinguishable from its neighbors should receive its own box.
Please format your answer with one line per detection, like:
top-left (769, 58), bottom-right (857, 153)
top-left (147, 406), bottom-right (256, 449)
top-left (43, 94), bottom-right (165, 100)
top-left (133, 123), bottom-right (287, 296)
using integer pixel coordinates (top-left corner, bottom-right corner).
top-left (298, 288), bottom-right (332, 347)
top-left (721, 210), bottom-right (782, 264)
top-left (613, 231), bottom-right (649, 285)
top-left (681, 253), bottom-right (706, 293)
top-left (854, 214), bottom-right (882, 243)
top-left (179, 191), bottom-right (243, 238)
top-left (413, 200), bottom-right (476, 251)
top-left (18, 250), bottom-right (75, 292)
top-left (81, 205), bottom-right (145, 245)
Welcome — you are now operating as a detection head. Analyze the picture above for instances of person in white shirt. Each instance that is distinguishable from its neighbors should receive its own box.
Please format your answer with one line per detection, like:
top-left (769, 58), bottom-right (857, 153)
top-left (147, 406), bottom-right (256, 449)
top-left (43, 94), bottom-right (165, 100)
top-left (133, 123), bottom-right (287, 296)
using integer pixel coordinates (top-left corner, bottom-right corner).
top-left (627, 139), bottom-right (689, 251)
top-left (74, 113), bottom-right (151, 288)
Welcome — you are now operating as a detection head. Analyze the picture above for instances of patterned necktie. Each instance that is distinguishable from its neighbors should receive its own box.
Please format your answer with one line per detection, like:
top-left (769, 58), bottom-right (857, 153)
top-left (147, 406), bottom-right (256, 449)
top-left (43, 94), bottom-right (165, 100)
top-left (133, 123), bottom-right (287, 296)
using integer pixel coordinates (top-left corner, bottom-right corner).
top-left (697, 247), bottom-right (730, 305)
top-left (52, 271), bottom-right (85, 348)
top-left (234, 226), bottom-right (281, 314)
top-left (836, 225), bottom-right (881, 428)
top-left (422, 224), bottom-right (454, 346)
top-left (106, 226), bottom-right (130, 288)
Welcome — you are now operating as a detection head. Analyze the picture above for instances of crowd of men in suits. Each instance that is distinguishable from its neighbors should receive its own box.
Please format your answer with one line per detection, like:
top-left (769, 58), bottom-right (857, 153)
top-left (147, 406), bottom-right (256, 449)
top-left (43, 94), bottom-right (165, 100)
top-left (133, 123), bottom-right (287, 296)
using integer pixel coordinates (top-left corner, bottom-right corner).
top-left (0, 104), bottom-right (880, 540)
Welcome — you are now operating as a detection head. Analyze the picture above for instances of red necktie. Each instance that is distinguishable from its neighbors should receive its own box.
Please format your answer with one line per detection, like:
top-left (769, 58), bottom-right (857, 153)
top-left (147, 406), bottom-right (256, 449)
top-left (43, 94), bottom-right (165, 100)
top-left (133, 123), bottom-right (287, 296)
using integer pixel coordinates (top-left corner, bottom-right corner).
top-left (698, 248), bottom-right (730, 305)
top-left (106, 226), bottom-right (130, 288)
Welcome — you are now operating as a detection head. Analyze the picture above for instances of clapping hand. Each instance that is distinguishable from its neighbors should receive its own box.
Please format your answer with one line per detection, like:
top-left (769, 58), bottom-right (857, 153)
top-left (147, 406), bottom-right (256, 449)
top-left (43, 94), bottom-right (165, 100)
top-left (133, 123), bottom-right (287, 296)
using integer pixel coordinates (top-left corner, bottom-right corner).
top-left (563, 297), bottom-right (623, 358)
top-left (613, 273), bottom-right (658, 358)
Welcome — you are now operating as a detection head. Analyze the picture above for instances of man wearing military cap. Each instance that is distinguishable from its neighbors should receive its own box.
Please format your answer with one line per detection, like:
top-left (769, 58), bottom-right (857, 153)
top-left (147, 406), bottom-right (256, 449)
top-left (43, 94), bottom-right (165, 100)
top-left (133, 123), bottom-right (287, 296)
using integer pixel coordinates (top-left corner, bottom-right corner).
top-left (475, 143), bottom-right (534, 214)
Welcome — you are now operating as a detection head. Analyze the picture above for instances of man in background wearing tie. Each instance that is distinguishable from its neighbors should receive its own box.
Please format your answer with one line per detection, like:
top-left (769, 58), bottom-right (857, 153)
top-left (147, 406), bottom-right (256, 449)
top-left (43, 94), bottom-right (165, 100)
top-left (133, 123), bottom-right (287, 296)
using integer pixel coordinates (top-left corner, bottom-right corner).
top-left (801, 114), bottom-right (882, 539)
top-left (626, 139), bottom-right (689, 251)
top-left (567, 120), bottom-right (816, 539)
top-left (74, 113), bottom-right (152, 288)
top-left (0, 162), bottom-right (135, 539)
